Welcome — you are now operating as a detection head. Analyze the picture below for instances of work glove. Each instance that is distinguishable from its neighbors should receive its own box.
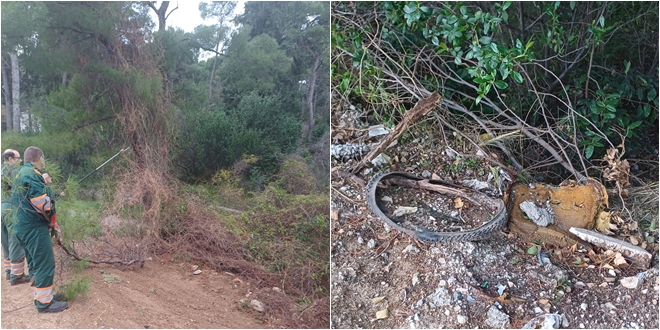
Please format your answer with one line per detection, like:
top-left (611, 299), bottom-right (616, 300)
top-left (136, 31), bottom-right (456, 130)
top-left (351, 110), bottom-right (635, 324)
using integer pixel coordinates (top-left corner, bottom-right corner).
top-left (48, 214), bottom-right (62, 243)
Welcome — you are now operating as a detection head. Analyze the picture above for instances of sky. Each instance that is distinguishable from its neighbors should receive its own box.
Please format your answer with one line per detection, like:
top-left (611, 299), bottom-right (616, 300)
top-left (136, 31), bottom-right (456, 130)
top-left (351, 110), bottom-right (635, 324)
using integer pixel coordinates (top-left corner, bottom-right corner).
top-left (159, 1), bottom-right (245, 33)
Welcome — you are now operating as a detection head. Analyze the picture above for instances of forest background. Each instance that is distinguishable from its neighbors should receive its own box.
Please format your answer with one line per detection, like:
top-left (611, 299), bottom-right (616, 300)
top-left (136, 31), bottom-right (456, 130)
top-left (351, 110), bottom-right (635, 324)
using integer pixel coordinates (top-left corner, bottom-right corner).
top-left (1, 1), bottom-right (330, 327)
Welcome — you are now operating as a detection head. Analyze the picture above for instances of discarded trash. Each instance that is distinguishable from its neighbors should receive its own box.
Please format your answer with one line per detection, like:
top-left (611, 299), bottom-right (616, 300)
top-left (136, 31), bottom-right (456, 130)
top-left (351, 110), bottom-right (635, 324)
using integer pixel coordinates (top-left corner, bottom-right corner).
top-left (372, 296), bottom-right (385, 304)
top-left (569, 228), bottom-right (652, 268)
top-left (393, 206), bottom-right (417, 217)
top-left (376, 308), bottom-right (389, 319)
top-left (522, 313), bottom-right (569, 329)
top-left (508, 178), bottom-right (608, 248)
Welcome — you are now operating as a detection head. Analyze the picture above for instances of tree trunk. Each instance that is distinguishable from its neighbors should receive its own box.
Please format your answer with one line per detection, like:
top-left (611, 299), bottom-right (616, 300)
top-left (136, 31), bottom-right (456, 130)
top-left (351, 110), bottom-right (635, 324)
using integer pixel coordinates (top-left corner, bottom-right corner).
top-left (306, 55), bottom-right (322, 140)
top-left (10, 52), bottom-right (20, 132)
top-left (208, 40), bottom-right (220, 102)
top-left (62, 72), bottom-right (67, 87)
top-left (1, 55), bottom-right (12, 131)
top-left (145, 1), bottom-right (170, 33)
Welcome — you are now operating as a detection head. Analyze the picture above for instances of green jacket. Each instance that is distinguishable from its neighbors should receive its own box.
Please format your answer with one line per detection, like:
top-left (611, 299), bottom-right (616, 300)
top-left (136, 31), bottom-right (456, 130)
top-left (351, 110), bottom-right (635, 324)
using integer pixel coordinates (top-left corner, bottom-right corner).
top-left (1, 162), bottom-right (20, 204)
top-left (11, 162), bottom-right (56, 230)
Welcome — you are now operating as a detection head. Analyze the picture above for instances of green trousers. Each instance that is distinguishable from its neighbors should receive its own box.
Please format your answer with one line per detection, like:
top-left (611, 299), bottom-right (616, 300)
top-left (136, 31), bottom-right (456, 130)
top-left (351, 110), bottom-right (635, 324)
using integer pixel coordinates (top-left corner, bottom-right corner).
top-left (1, 202), bottom-right (27, 280)
top-left (15, 224), bottom-right (55, 308)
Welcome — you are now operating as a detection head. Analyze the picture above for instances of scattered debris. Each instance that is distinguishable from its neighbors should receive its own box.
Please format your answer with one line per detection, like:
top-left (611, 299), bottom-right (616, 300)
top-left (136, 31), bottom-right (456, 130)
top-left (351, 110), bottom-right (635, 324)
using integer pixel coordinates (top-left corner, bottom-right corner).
top-left (426, 287), bottom-right (451, 308)
top-left (370, 153), bottom-right (391, 167)
top-left (484, 305), bottom-right (510, 328)
top-left (620, 276), bottom-right (640, 289)
top-left (569, 228), bottom-right (652, 268)
top-left (393, 206), bottom-right (417, 217)
top-left (372, 296), bottom-right (385, 304)
top-left (522, 313), bottom-right (569, 329)
top-left (376, 308), bottom-right (389, 319)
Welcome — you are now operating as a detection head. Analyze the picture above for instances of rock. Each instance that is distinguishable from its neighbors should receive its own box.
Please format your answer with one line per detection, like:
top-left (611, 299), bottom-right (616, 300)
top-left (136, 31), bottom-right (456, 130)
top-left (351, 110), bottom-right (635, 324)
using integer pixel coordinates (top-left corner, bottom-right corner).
top-left (422, 170), bottom-right (431, 178)
top-left (603, 302), bottom-right (616, 310)
top-left (272, 287), bottom-right (282, 293)
top-left (580, 303), bottom-right (588, 310)
top-left (331, 143), bottom-right (371, 160)
top-left (375, 308), bottom-right (389, 319)
top-left (357, 236), bottom-right (364, 245)
top-left (519, 200), bottom-right (555, 227)
top-left (368, 126), bottom-right (389, 138)
top-left (371, 153), bottom-right (391, 167)
top-left (620, 276), bottom-right (640, 289)
top-left (193, 269), bottom-right (202, 275)
top-left (457, 315), bottom-right (468, 324)
top-left (461, 179), bottom-right (493, 191)
top-left (427, 287), bottom-right (451, 308)
top-left (402, 244), bottom-right (420, 254)
top-left (381, 196), bottom-right (393, 203)
top-left (522, 313), bottom-right (569, 329)
top-left (192, 265), bottom-right (199, 270)
top-left (250, 299), bottom-right (265, 312)
top-left (485, 305), bottom-right (510, 328)
top-left (393, 206), bottom-right (417, 217)
top-left (412, 272), bottom-right (420, 286)
top-left (569, 228), bottom-right (652, 268)
top-left (367, 239), bottom-right (376, 249)
top-left (432, 173), bottom-right (441, 180)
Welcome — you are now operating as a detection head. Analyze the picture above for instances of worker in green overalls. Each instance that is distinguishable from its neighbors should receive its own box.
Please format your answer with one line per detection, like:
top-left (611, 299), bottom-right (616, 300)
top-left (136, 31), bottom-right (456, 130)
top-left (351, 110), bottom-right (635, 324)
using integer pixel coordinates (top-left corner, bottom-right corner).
top-left (12, 146), bottom-right (67, 313)
top-left (1, 149), bottom-right (30, 285)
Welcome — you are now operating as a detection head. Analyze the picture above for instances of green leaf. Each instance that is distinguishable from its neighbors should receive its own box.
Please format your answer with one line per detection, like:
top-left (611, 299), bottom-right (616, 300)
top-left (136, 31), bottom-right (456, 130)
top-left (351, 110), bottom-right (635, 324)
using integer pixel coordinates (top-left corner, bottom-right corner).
top-left (648, 88), bottom-right (657, 101)
top-left (432, 36), bottom-right (439, 45)
top-left (572, 258), bottom-right (582, 265)
top-left (527, 246), bottom-right (538, 255)
top-left (515, 39), bottom-right (523, 49)
top-left (454, 56), bottom-right (462, 65)
top-left (499, 67), bottom-right (510, 80)
top-left (475, 94), bottom-right (483, 105)
top-left (460, 5), bottom-right (467, 16)
top-left (570, 2), bottom-right (575, 10)
top-left (628, 120), bottom-right (643, 130)
top-left (512, 71), bottom-right (523, 83)
top-left (479, 36), bottom-right (492, 44)
top-left (490, 43), bottom-right (499, 53)
top-left (420, 6), bottom-right (430, 13)
top-left (585, 145), bottom-right (594, 159)
top-left (624, 60), bottom-right (631, 74)
top-left (503, 1), bottom-right (512, 10)
top-left (494, 80), bottom-right (509, 89)
top-left (598, 15), bottom-right (605, 28)
top-left (403, 4), bottom-right (416, 14)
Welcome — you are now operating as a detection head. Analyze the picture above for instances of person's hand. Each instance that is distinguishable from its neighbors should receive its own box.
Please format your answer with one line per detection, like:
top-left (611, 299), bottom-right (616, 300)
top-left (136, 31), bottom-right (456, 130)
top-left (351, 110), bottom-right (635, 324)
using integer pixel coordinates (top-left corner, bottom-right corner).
top-left (43, 173), bottom-right (52, 184)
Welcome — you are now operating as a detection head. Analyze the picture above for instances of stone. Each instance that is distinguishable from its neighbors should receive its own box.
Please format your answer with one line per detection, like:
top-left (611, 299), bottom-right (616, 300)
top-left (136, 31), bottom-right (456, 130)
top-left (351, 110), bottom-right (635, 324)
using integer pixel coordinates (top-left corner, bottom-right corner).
top-left (422, 170), bottom-right (431, 178)
top-left (522, 313), bottom-right (569, 329)
top-left (485, 305), bottom-right (510, 328)
top-left (569, 228), bottom-right (652, 268)
top-left (620, 276), bottom-right (640, 289)
top-left (427, 287), bottom-right (451, 308)
top-left (402, 244), bottom-right (420, 254)
top-left (367, 239), bottom-right (376, 249)
top-left (457, 315), bottom-right (468, 324)
top-left (250, 299), bottom-right (265, 312)
top-left (193, 269), bottom-right (202, 275)
top-left (368, 126), bottom-right (389, 138)
top-left (371, 153), bottom-right (391, 167)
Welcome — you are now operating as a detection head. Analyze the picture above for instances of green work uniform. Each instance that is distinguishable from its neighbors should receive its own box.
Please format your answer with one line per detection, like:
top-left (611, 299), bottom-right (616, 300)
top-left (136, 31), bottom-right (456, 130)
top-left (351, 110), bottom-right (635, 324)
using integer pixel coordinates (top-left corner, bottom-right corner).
top-left (1, 162), bottom-right (27, 280)
top-left (12, 162), bottom-right (57, 309)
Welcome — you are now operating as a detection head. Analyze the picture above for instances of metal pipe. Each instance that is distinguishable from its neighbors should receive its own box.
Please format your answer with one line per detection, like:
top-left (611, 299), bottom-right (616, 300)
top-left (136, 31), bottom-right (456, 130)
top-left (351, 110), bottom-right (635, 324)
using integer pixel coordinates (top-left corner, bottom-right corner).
top-left (78, 147), bottom-right (130, 184)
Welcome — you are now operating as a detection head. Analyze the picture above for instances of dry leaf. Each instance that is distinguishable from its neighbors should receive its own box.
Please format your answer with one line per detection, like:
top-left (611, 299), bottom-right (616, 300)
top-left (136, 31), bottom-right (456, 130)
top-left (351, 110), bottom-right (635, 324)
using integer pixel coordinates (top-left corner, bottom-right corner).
top-left (372, 297), bottom-right (385, 304)
top-left (431, 173), bottom-right (441, 180)
top-left (613, 253), bottom-right (628, 267)
top-left (376, 308), bottom-right (389, 319)
top-left (454, 197), bottom-right (464, 209)
top-left (629, 236), bottom-right (639, 245)
top-left (603, 263), bottom-right (614, 270)
top-left (538, 299), bottom-right (549, 305)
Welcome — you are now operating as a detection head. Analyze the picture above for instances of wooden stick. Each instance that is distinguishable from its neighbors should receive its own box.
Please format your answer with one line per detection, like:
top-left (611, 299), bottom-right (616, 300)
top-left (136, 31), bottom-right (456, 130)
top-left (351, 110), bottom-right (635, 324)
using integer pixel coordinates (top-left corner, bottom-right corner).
top-left (351, 91), bottom-right (441, 173)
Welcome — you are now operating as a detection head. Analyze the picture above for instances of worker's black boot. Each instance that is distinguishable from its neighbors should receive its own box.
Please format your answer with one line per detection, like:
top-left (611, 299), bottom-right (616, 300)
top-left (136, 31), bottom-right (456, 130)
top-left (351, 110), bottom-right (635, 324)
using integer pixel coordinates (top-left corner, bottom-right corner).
top-left (10, 274), bottom-right (30, 286)
top-left (37, 300), bottom-right (68, 313)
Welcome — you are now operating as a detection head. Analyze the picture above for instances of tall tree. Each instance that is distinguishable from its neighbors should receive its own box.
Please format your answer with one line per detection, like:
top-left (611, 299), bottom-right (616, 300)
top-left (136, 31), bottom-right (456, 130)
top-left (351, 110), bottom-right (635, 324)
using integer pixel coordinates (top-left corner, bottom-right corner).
top-left (1, 55), bottom-right (12, 130)
top-left (143, 1), bottom-right (177, 32)
top-left (199, 1), bottom-right (237, 102)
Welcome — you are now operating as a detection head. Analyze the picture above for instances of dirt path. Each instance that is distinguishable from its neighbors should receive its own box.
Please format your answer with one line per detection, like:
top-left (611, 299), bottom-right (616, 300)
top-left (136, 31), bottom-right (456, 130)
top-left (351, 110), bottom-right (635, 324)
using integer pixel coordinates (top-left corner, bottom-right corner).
top-left (1, 252), bottom-right (270, 329)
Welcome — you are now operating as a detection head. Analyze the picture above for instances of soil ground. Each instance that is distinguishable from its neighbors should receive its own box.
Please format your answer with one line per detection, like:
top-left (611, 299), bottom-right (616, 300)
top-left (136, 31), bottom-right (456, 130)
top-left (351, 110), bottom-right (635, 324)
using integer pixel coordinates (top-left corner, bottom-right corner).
top-left (1, 249), bottom-right (273, 329)
top-left (330, 122), bottom-right (660, 329)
